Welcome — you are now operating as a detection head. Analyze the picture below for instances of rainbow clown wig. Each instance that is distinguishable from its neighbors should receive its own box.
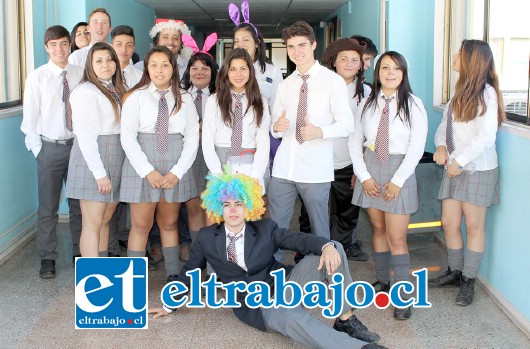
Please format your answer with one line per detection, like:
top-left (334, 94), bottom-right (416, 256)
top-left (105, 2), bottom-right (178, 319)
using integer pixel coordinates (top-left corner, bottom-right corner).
top-left (201, 171), bottom-right (265, 224)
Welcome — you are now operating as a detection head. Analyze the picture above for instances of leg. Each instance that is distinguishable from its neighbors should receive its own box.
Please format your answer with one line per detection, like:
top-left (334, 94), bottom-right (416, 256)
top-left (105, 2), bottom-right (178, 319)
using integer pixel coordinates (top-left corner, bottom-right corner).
top-left (67, 198), bottom-right (82, 258)
top-left (107, 202), bottom-right (123, 256)
top-left (268, 177), bottom-right (299, 229)
top-left (298, 195), bottom-right (312, 233)
top-left (128, 202), bottom-right (157, 252)
top-left (366, 208), bottom-right (390, 288)
top-left (98, 201), bottom-right (119, 254)
top-left (156, 199), bottom-right (182, 277)
top-left (79, 200), bottom-right (109, 257)
top-left (297, 182), bottom-right (331, 239)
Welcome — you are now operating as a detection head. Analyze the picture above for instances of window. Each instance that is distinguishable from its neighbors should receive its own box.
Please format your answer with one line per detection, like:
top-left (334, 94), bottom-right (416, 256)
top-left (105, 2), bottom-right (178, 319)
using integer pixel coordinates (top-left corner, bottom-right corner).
top-left (0, 0), bottom-right (23, 108)
top-left (442, 0), bottom-right (530, 124)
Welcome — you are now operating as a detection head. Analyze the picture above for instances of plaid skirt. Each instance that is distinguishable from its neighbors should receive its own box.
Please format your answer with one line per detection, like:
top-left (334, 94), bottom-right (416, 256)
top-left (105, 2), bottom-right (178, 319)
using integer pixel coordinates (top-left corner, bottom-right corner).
top-left (192, 144), bottom-right (209, 193)
top-left (120, 133), bottom-right (197, 203)
top-left (438, 167), bottom-right (500, 207)
top-left (214, 146), bottom-right (270, 194)
top-left (352, 149), bottom-right (418, 214)
top-left (66, 134), bottom-right (125, 203)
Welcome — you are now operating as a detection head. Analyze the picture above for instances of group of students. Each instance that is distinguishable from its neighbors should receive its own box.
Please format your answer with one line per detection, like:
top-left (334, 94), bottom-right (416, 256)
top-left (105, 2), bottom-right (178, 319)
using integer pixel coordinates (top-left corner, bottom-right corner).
top-left (22, 2), bottom-right (504, 346)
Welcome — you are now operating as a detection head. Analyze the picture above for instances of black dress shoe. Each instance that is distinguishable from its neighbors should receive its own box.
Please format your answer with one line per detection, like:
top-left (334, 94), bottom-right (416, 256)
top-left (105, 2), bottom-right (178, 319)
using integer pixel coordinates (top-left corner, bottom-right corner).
top-left (429, 267), bottom-right (462, 288)
top-left (394, 305), bottom-right (412, 320)
top-left (372, 281), bottom-right (390, 293)
top-left (108, 252), bottom-right (121, 257)
top-left (39, 259), bottom-right (56, 278)
top-left (166, 274), bottom-right (179, 283)
top-left (333, 314), bottom-right (380, 343)
top-left (346, 242), bottom-right (369, 261)
top-left (456, 275), bottom-right (475, 306)
top-left (362, 344), bottom-right (389, 349)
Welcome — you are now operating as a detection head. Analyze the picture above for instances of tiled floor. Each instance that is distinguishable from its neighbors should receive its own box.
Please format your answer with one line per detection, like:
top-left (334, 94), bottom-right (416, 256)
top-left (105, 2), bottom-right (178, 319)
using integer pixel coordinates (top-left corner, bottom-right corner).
top-left (1, 209), bottom-right (529, 349)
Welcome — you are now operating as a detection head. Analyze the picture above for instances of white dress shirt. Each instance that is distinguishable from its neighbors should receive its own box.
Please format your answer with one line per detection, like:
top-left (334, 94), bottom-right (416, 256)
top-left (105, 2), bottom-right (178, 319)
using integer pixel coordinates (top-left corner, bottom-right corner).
top-left (270, 61), bottom-right (354, 183)
top-left (189, 86), bottom-right (211, 117)
top-left (68, 44), bottom-right (92, 68)
top-left (120, 82), bottom-right (199, 179)
top-left (122, 62), bottom-right (143, 90)
top-left (349, 91), bottom-right (428, 187)
top-left (202, 93), bottom-right (271, 180)
top-left (70, 81), bottom-right (121, 180)
top-left (334, 81), bottom-right (371, 170)
top-left (435, 84), bottom-right (499, 171)
top-left (21, 61), bottom-right (84, 157)
top-left (225, 225), bottom-right (248, 271)
top-left (254, 61), bottom-right (283, 111)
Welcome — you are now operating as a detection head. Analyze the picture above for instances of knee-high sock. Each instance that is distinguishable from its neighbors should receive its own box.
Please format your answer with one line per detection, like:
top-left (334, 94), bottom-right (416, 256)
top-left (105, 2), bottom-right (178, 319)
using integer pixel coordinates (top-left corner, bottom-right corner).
top-left (392, 253), bottom-right (411, 299)
top-left (162, 246), bottom-right (180, 276)
top-left (447, 247), bottom-right (464, 271)
top-left (463, 249), bottom-right (483, 278)
top-left (127, 249), bottom-right (145, 257)
top-left (373, 251), bottom-right (391, 284)
top-left (98, 251), bottom-right (108, 257)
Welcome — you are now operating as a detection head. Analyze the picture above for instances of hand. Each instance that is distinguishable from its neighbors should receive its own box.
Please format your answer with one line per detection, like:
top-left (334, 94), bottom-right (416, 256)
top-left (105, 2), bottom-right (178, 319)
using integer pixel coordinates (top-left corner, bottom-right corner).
top-left (161, 172), bottom-right (179, 189)
top-left (148, 307), bottom-right (170, 319)
top-left (273, 110), bottom-right (289, 132)
top-left (300, 116), bottom-right (323, 141)
top-left (96, 176), bottom-right (112, 194)
top-left (362, 178), bottom-right (381, 198)
top-left (446, 161), bottom-right (463, 178)
top-left (383, 182), bottom-right (401, 202)
top-left (433, 146), bottom-right (449, 166)
top-left (350, 174), bottom-right (357, 189)
top-left (146, 170), bottom-right (164, 189)
top-left (318, 244), bottom-right (342, 275)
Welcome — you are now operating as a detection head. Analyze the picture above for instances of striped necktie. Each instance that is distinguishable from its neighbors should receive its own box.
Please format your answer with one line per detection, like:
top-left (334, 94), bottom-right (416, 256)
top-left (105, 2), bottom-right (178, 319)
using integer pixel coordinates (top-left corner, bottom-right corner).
top-left (227, 234), bottom-right (242, 264)
top-left (295, 75), bottom-right (309, 144)
top-left (445, 106), bottom-right (455, 154)
top-left (375, 96), bottom-right (395, 165)
top-left (194, 89), bottom-right (203, 121)
top-left (155, 90), bottom-right (169, 154)
top-left (61, 71), bottom-right (73, 132)
top-left (230, 93), bottom-right (244, 156)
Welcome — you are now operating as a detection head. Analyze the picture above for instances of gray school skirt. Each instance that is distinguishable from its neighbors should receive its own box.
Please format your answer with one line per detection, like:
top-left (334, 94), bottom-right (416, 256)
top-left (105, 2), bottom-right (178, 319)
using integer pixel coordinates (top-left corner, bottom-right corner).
top-left (192, 144), bottom-right (209, 194)
top-left (438, 167), bottom-right (500, 207)
top-left (214, 146), bottom-right (270, 194)
top-left (66, 134), bottom-right (125, 203)
top-left (120, 133), bottom-right (197, 203)
top-left (352, 149), bottom-right (418, 214)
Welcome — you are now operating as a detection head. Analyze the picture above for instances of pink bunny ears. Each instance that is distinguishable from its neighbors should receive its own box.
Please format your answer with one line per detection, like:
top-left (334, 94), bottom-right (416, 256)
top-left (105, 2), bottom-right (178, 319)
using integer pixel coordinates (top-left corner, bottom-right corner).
top-left (228, 0), bottom-right (259, 36)
top-left (182, 33), bottom-right (218, 57)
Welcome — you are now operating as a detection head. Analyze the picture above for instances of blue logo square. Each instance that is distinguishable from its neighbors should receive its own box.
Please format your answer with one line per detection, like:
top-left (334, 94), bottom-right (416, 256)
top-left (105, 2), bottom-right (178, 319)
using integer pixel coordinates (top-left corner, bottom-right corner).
top-left (75, 257), bottom-right (148, 329)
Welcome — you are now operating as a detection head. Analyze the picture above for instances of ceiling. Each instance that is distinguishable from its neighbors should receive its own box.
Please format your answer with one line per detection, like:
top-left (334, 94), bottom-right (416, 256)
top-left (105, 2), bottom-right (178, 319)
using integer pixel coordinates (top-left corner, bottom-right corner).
top-left (135, 0), bottom-right (348, 38)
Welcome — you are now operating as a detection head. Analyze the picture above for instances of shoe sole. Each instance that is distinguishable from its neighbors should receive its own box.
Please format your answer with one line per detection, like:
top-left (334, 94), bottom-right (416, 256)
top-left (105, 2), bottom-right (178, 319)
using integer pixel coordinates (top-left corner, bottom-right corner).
top-left (455, 300), bottom-right (473, 306)
top-left (39, 273), bottom-right (56, 279)
top-left (346, 255), bottom-right (369, 261)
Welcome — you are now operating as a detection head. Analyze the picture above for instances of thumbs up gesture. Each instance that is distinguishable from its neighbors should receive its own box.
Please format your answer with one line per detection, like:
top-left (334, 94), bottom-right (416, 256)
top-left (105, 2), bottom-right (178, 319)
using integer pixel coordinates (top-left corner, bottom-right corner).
top-left (273, 110), bottom-right (290, 132)
top-left (300, 116), bottom-right (323, 141)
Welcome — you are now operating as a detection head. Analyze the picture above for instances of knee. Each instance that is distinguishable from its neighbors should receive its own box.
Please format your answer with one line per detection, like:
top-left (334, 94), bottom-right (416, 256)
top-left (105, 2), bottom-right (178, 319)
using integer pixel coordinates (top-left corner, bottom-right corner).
top-left (465, 220), bottom-right (484, 236)
top-left (371, 222), bottom-right (386, 236)
top-left (186, 202), bottom-right (201, 217)
top-left (387, 235), bottom-right (407, 249)
top-left (131, 220), bottom-right (153, 234)
top-left (441, 216), bottom-right (460, 234)
top-left (157, 220), bottom-right (177, 233)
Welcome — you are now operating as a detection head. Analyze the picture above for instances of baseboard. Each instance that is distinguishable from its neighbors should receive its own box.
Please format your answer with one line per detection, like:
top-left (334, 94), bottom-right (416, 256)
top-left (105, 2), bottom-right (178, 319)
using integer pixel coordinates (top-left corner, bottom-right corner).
top-left (477, 275), bottom-right (530, 339)
top-left (0, 213), bottom-right (37, 267)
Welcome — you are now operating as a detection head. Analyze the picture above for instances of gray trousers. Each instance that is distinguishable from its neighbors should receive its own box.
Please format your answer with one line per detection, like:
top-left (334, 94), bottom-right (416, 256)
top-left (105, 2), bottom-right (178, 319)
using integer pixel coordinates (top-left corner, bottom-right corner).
top-left (261, 243), bottom-right (367, 349)
top-left (37, 141), bottom-right (82, 259)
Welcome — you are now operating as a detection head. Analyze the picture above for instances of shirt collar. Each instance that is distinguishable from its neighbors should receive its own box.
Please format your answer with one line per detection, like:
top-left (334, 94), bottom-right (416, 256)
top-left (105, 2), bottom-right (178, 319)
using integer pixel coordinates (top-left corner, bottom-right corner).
top-left (148, 81), bottom-right (171, 94)
top-left (47, 60), bottom-right (70, 76)
top-left (191, 85), bottom-right (209, 95)
top-left (377, 90), bottom-right (398, 100)
top-left (224, 224), bottom-right (246, 238)
top-left (295, 60), bottom-right (320, 78)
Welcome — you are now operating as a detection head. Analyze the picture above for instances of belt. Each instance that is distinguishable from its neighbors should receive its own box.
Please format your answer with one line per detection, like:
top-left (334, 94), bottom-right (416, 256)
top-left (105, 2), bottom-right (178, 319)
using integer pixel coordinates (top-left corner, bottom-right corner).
top-left (41, 135), bottom-right (74, 145)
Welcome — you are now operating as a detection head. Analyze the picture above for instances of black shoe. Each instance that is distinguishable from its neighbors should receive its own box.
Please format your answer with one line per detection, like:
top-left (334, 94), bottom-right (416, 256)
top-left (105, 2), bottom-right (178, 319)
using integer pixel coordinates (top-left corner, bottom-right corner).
top-left (362, 344), bottom-right (389, 349)
top-left (39, 259), bottom-right (56, 278)
top-left (294, 252), bottom-right (305, 264)
top-left (456, 275), bottom-right (475, 306)
top-left (72, 255), bottom-right (81, 263)
top-left (146, 251), bottom-right (156, 271)
top-left (429, 267), bottom-right (462, 288)
top-left (108, 252), bottom-right (121, 257)
top-left (346, 242), bottom-right (369, 261)
top-left (372, 281), bottom-right (390, 293)
top-left (333, 315), bottom-right (380, 343)
top-left (394, 306), bottom-right (412, 320)
top-left (166, 274), bottom-right (179, 283)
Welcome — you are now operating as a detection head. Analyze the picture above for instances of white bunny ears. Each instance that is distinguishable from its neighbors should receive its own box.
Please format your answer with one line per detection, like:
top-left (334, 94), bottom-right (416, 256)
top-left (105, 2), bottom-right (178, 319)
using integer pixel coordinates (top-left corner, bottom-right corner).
top-left (182, 33), bottom-right (218, 57)
top-left (228, 0), bottom-right (259, 36)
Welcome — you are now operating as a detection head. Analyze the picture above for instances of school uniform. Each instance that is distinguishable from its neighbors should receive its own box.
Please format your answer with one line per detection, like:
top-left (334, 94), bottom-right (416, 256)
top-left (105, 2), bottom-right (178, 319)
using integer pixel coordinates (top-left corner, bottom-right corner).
top-left (202, 92), bottom-right (271, 187)
top-left (434, 84), bottom-right (500, 207)
top-left (350, 91), bottom-right (428, 214)
top-left (66, 81), bottom-right (125, 203)
top-left (68, 44), bottom-right (92, 68)
top-left (120, 82), bottom-right (199, 203)
top-left (269, 61), bottom-right (354, 240)
top-left (21, 60), bottom-right (83, 260)
top-left (122, 62), bottom-right (143, 90)
top-left (188, 86), bottom-right (210, 193)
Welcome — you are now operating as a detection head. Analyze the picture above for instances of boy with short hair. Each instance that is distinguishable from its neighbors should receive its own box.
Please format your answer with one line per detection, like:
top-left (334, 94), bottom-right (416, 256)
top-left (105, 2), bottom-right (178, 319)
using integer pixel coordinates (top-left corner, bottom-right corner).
top-left (21, 25), bottom-right (84, 277)
top-left (69, 8), bottom-right (112, 67)
top-left (350, 35), bottom-right (378, 73)
top-left (110, 26), bottom-right (142, 91)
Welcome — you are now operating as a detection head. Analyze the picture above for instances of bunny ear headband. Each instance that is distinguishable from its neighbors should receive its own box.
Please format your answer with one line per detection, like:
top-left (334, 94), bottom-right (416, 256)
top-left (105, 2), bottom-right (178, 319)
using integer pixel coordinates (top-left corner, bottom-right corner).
top-left (182, 33), bottom-right (218, 57)
top-left (228, 0), bottom-right (259, 36)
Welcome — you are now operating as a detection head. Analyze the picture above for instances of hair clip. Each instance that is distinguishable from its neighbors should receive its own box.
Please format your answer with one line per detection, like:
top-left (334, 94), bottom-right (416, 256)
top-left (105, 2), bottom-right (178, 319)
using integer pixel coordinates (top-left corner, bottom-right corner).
top-left (182, 33), bottom-right (218, 57)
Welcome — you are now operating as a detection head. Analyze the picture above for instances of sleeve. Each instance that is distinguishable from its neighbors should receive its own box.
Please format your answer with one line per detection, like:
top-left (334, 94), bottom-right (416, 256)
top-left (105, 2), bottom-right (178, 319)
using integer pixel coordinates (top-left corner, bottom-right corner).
top-left (454, 89), bottom-right (499, 167)
top-left (391, 97), bottom-right (428, 187)
top-left (70, 88), bottom-right (107, 180)
top-left (434, 103), bottom-right (450, 148)
top-left (250, 99), bottom-right (271, 180)
top-left (270, 82), bottom-right (287, 139)
top-left (320, 77), bottom-right (354, 139)
top-left (120, 92), bottom-right (155, 178)
top-left (268, 65), bottom-right (284, 112)
top-left (201, 95), bottom-right (224, 175)
top-left (349, 99), bottom-right (372, 183)
top-left (20, 72), bottom-right (43, 157)
top-left (169, 95), bottom-right (199, 179)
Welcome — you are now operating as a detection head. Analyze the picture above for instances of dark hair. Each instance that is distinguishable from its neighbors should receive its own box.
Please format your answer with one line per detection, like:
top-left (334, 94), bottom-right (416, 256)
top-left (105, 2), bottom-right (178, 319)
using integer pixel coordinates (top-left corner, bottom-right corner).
top-left (362, 51), bottom-right (414, 125)
top-left (127, 46), bottom-right (182, 115)
top-left (82, 42), bottom-right (125, 122)
top-left (181, 52), bottom-right (218, 94)
top-left (70, 22), bottom-right (87, 52)
top-left (233, 23), bottom-right (271, 74)
top-left (45, 25), bottom-right (70, 46)
top-left (282, 21), bottom-right (315, 44)
top-left (350, 35), bottom-right (378, 56)
top-left (88, 8), bottom-right (111, 26)
top-left (216, 48), bottom-right (263, 128)
top-left (111, 25), bottom-right (135, 42)
top-left (153, 30), bottom-right (182, 55)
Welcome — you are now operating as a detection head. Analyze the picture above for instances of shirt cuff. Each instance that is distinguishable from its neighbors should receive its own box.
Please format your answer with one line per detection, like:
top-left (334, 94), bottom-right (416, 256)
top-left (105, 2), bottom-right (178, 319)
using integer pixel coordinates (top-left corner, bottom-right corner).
top-left (321, 241), bottom-right (335, 252)
top-left (162, 305), bottom-right (174, 314)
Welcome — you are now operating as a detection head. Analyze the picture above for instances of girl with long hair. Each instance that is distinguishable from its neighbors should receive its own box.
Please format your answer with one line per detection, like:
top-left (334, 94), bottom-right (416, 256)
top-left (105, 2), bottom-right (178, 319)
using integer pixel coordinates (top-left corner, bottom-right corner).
top-left (66, 42), bottom-right (126, 257)
top-left (429, 40), bottom-right (505, 306)
top-left (120, 46), bottom-right (199, 281)
top-left (70, 22), bottom-right (90, 53)
top-left (349, 51), bottom-right (428, 320)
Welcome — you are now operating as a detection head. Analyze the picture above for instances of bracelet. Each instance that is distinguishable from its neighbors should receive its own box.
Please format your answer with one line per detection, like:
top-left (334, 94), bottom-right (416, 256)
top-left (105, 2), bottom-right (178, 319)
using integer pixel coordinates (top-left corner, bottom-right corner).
top-left (450, 160), bottom-right (463, 171)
